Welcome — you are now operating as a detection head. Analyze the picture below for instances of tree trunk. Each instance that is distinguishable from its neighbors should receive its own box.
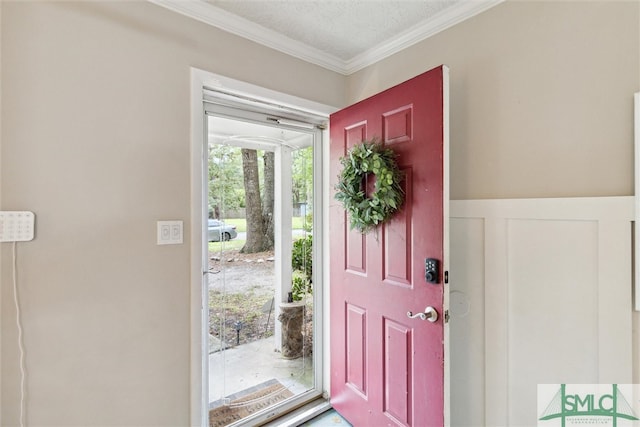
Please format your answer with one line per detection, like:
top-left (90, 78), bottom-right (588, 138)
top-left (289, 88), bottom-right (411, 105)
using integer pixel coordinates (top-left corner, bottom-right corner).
top-left (241, 149), bottom-right (266, 253)
top-left (262, 151), bottom-right (275, 251)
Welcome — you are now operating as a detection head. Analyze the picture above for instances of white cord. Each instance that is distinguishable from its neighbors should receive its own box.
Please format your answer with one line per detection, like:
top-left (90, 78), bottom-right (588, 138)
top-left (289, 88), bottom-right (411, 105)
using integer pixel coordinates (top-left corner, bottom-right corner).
top-left (12, 241), bottom-right (26, 427)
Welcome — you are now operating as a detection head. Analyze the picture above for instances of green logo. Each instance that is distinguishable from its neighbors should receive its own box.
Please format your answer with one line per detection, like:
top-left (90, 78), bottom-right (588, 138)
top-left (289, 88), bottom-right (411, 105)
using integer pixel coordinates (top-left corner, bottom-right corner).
top-left (539, 384), bottom-right (639, 426)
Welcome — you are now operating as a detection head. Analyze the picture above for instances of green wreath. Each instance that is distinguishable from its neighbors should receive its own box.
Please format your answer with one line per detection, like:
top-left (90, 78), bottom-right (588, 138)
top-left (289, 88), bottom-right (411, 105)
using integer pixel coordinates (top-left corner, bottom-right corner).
top-left (335, 139), bottom-right (404, 233)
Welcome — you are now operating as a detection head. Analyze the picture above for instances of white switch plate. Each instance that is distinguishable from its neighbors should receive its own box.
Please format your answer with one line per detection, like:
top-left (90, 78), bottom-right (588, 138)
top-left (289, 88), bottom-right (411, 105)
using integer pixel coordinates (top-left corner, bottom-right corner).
top-left (0, 211), bottom-right (35, 242)
top-left (157, 220), bottom-right (183, 245)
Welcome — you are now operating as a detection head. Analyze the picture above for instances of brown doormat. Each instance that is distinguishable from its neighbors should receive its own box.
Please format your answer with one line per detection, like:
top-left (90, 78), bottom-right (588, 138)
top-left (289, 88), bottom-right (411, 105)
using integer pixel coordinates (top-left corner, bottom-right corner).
top-left (209, 379), bottom-right (293, 427)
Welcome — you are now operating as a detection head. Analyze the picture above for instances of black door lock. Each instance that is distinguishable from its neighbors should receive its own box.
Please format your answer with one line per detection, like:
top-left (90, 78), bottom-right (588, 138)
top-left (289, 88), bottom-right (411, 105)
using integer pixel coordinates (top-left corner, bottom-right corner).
top-left (425, 258), bottom-right (439, 284)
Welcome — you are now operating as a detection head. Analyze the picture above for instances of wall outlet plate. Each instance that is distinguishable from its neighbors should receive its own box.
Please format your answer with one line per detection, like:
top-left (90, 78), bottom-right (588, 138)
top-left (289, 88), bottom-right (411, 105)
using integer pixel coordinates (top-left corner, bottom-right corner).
top-left (157, 220), bottom-right (183, 245)
top-left (0, 211), bottom-right (35, 242)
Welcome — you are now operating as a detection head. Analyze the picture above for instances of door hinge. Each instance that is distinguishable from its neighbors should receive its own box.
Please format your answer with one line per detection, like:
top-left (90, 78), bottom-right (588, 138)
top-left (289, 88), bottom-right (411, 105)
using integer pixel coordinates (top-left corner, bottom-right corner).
top-left (444, 271), bottom-right (449, 284)
top-left (444, 310), bottom-right (450, 323)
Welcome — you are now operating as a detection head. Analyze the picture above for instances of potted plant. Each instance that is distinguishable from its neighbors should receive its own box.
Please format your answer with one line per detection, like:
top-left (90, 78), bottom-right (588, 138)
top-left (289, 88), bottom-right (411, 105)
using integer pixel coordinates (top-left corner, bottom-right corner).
top-left (278, 235), bottom-right (312, 358)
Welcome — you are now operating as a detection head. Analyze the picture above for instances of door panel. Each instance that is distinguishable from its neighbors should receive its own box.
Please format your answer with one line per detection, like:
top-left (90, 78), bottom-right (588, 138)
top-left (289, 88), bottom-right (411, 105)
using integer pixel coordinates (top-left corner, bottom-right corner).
top-left (346, 228), bottom-right (367, 274)
top-left (383, 318), bottom-right (412, 425)
top-left (345, 303), bottom-right (367, 396)
top-left (330, 66), bottom-right (449, 426)
top-left (383, 105), bottom-right (413, 144)
top-left (383, 167), bottom-right (413, 287)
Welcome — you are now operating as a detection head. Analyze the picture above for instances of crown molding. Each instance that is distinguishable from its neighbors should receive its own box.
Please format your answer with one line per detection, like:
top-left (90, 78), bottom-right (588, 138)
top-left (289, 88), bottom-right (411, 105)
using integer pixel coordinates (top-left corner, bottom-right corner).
top-left (149, 0), bottom-right (347, 74)
top-left (345, 0), bottom-right (505, 74)
top-left (150, 0), bottom-right (503, 76)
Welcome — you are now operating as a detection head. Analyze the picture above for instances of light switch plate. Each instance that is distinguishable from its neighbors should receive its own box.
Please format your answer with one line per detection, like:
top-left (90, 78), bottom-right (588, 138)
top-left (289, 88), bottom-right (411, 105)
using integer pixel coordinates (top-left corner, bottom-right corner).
top-left (157, 220), bottom-right (183, 245)
top-left (0, 211), bottom-right (35, 242)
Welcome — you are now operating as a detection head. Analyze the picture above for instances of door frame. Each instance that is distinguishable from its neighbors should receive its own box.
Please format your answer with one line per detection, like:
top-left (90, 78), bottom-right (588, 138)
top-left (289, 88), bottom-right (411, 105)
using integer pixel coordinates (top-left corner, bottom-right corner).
top-left (189, 68), bottom-right (336, 426)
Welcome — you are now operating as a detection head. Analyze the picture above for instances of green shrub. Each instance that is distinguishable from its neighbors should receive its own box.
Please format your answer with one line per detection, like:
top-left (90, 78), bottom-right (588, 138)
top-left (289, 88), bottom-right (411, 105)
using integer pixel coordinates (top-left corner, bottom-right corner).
top-left (291, 234), bottom-right (313, 302)
top-left (291, 271), bottom-right (311, 302)
top-left (292, 235), bottom-right (312, 280)
top-left (303, 213), bottom-right (313, 232)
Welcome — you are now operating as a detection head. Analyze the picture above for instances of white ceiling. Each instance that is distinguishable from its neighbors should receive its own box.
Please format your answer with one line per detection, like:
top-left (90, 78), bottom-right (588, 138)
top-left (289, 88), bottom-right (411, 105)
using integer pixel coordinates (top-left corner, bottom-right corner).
top-left (208, 115), bottom-right (313, 150)
top-left (150, 0), bottom-right (502, 75)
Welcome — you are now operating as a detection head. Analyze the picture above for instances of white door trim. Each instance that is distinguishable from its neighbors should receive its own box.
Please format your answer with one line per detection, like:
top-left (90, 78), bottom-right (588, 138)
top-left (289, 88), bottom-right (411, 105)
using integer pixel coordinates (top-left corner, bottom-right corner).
top-left (190, 68), bottom-right (336, 426)
top-left (634, 92), bottom-right (640, 311)
top-left (190, 68), bottom-right (209, 427)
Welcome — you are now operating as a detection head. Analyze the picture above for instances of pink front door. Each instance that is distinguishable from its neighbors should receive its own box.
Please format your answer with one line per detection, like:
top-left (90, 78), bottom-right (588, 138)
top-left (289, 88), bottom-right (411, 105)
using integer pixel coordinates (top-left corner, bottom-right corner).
top-left (330, 66), bottom-right (449, 426)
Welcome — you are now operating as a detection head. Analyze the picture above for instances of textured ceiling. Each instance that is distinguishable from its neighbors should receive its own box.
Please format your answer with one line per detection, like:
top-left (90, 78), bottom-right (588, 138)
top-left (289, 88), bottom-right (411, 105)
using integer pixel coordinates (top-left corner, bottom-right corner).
top-left (151, 0), bottom-right (501, 74)
top-left (206, 0), bottom-right (460, 61)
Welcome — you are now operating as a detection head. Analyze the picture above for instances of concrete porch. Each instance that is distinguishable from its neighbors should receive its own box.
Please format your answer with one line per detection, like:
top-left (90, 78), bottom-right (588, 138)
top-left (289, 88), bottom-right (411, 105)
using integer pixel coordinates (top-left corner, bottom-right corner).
top-left (208, 336), bottom-right (314, 404)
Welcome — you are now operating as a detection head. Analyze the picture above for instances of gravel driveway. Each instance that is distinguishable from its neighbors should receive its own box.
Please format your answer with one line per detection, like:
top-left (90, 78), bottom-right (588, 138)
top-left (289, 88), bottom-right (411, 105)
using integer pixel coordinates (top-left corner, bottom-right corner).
top-left (208, 250), bottom-right (275, 295)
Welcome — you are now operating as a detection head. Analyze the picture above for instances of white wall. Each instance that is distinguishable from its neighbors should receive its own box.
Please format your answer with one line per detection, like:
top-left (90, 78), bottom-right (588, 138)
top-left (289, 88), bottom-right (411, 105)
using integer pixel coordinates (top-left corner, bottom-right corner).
top-left (450, 197), bottom-right (635, 425)
top-left (0, 2), bottom-right (344, 426)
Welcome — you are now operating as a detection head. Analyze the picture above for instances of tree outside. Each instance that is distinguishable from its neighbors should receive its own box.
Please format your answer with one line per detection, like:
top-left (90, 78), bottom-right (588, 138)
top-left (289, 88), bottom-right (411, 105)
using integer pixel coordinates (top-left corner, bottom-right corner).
top-left (240, 148), bottom-right (273, 253)
top-left (209, 144), bottom-right (244, 219)
top-left (209, 144), bottom-right (313, 251)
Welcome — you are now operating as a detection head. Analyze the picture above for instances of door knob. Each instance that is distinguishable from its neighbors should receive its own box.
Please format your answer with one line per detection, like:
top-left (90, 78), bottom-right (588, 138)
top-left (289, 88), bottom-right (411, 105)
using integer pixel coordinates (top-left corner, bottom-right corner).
top-left (406, 306), bottom-right (438, 323)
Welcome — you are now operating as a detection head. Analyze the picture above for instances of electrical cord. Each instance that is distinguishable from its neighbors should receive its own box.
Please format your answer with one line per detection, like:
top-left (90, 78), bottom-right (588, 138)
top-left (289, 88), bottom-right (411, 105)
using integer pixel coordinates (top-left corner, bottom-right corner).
top-left (12, 241), bottom-right (26, 427)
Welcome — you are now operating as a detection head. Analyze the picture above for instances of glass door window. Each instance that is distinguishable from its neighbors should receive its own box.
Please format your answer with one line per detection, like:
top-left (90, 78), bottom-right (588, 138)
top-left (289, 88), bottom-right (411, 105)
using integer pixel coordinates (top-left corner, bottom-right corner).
top-left (206, 114), bottom-right (321, 426)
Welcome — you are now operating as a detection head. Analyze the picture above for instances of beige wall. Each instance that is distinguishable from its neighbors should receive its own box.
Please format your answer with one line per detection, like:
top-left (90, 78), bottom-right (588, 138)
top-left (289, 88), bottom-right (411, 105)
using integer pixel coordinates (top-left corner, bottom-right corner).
top-left (0, 1), bottom-right (344, 426)
top-left (349, 0), bottom-right (640, 200)
top-left (0, 0), bottom-right (3, 417)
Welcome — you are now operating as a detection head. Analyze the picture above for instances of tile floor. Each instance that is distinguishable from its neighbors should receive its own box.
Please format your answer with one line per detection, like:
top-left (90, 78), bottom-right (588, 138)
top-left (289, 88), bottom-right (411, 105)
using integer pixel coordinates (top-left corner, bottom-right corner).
top-left (302, 409), bottom-right (352, 426)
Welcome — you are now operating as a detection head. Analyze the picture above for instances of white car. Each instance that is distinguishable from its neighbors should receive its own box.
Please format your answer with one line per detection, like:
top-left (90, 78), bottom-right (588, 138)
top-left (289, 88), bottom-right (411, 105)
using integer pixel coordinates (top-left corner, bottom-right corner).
top-left (208, 219), bottom-right (238, 242)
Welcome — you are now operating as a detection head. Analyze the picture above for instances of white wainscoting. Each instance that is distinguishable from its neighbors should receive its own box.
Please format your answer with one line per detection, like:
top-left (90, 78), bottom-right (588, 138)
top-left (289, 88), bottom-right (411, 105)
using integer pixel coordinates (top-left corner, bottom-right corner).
top-left (449, 197), bottom-right (635, 426)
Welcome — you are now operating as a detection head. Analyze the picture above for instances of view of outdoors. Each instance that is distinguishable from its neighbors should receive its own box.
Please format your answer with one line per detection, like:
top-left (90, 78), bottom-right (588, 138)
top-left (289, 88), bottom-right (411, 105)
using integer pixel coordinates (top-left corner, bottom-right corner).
top-left (207, 119), bottom-right (315, 426)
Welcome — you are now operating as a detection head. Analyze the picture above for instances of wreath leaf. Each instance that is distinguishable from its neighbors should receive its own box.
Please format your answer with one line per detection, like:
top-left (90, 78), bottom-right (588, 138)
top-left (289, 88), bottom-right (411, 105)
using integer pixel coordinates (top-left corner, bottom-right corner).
top-left (334, 138), bottom-right (404, 233)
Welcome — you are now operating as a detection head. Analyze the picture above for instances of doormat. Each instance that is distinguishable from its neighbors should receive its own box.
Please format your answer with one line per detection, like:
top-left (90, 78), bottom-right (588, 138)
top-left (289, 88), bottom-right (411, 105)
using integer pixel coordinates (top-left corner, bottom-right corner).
top-left (209, 379), bottom-right (293, 427)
